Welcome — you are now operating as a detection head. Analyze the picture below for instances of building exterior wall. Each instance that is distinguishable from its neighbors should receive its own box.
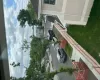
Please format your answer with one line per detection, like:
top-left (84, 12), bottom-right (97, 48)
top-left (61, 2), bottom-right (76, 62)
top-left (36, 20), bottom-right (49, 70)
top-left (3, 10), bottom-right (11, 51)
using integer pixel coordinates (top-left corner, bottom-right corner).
top-left (83, 0), bottom-right (94, 22)
top-left (71, 47), bottom-right (81, 62)
top-left (65, 0), bottom-right (85, 17)
top-left (41, 0), bottom-right (94, 25)
top-left (42, 0), bottom-right (63, 12)
top-left (64, 15), bottom-right (81, 21)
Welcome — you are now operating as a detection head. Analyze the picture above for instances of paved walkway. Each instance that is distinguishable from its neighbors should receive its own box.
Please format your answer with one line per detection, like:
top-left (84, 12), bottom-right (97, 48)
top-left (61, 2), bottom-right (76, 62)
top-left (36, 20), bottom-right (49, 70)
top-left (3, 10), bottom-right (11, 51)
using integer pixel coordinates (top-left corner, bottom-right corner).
top-left (44, 20), bottom-right (75, 80)
top-left (49, 44), bottom-right (75, 80)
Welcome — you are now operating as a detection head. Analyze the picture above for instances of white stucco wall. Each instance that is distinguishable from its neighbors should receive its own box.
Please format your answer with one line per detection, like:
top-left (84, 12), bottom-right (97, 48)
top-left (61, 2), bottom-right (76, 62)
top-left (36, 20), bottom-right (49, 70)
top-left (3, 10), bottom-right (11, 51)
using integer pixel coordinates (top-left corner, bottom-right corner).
top-left (71, 47), bottom-right (81, 62)
top-left (65, 0), bottom-right (85, 18)
top-left (41, 0), bottom-right (94, 25)
top-left (83, 0), bottom-right (94, 22)
top-left (42, 0), bottom-right (63, 12)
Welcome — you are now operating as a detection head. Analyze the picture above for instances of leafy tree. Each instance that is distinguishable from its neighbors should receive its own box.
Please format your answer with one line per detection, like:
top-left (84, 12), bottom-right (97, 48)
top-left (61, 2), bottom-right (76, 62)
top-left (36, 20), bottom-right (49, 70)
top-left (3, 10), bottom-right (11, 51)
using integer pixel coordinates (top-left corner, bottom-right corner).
top-left (10, 62), bottom-right (20, 67)
top-left (17, 9), bottom-right (32, 27)
top-left (17, 2), bottom-right (42, 27)
top-left (10, 77), bottom-right (25, 80)
top-left (19, 36), bottom-right (76, 80)
top-left (27, 1), bottom-right (37, 20)
top-left (25, 37), bottom-right (50, 80)
top-left (10, 62), bottom-right (27, 68)
top-left (17, 77), bottom-right (25, 80)
top-left (17, 9), bottom-right (42, 27)
top-left (21, 39), bottom-right (30, 52)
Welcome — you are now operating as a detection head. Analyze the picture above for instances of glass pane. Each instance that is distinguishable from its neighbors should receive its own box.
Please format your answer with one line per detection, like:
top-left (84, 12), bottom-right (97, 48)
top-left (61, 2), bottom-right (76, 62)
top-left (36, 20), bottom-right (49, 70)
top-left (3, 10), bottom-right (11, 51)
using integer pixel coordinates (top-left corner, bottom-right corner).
top-left (44, 0), bottom-right (49, 4)
top-left (50, 0), bottom-right (55, 5)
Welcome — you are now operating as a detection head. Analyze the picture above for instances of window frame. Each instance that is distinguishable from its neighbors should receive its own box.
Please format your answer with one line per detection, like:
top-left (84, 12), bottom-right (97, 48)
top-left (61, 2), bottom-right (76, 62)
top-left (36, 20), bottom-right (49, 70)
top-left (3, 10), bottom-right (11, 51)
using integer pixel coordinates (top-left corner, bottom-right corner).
top-left (44, 0), bottom-right (56, 5)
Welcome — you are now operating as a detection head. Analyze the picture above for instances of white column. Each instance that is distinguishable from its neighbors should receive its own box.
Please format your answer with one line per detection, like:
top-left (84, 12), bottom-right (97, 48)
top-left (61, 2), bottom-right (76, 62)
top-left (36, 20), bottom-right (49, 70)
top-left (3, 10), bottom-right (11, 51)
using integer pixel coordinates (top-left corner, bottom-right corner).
top-left (81, 0), bottom-right (90, 21)
top-left (62, 0), bottom-right (68, 13)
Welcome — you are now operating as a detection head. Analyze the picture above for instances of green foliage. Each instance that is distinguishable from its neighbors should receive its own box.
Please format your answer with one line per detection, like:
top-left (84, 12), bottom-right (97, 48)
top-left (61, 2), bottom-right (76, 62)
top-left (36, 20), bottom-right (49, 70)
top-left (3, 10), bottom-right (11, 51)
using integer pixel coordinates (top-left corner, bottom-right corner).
top-left (27, 1), bottom-right (43, 26)
top-left (25, 36), bottom-right (50, 80)
top-left (46, 71), bottom-right (58, 79)
top-left (17, 1), bottom-right (43, 28)
top-left (21, 39), bottom-right (30, 52)
top-left (54, 40), bottom-right (61, 46)
top-left (24, 36), bottom-right (75, 79)
top-left (46, 67), bottom-right (76, 79)
top-left (10, 62), bottom-right (20, 67)
top-left (17, 9), bottom-right (32, 27)
top-left (65, 43), bottom-right (73, 57)
top-left (67, 0), bottom-right (100, 63)
top-left (40, 14), bottom-right (45, 21)
top-left (10, 77), bottom-right (25, 80)
top-left (27, 1), bottom-right (37, 20)
top-left (41, 65), bottom-right (46, 73)
top-left (59, 67), bottom-right (77, 75)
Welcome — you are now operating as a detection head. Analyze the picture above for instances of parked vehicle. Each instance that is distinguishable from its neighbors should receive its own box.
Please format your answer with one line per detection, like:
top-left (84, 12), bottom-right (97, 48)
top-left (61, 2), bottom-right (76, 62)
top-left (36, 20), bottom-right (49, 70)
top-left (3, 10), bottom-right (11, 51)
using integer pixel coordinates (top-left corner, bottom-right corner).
top-left (57, 48), bottom-right (67, 63)
top-left (48, 30), bottom-right (55, 40)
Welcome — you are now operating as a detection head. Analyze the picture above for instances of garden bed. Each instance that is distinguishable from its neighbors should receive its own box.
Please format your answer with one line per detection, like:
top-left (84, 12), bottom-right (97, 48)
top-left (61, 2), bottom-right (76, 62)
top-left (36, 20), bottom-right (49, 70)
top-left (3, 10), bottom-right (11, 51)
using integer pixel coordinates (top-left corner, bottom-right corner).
top-left (64, 43), bottom-right (73, 58)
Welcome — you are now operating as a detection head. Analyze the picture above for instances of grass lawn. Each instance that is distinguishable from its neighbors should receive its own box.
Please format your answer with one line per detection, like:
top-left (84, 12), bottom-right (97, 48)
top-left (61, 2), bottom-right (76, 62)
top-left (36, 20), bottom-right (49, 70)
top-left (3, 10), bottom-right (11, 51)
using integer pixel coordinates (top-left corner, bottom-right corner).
top-left (67, 0), bottom-right (100, 64)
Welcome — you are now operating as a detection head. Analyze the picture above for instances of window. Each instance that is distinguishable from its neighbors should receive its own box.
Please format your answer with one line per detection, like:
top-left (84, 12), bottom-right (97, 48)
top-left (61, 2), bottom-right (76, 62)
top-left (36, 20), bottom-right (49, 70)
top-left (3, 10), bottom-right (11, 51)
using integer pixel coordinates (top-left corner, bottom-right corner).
top-left (44, 0), bottom-right (55, 5)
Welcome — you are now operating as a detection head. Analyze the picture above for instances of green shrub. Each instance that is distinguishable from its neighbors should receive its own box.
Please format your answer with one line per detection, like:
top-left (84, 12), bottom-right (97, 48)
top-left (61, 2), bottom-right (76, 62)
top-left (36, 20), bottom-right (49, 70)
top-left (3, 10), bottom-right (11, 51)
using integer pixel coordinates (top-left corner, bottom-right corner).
top-left (65, 43), bottom-right (73, 57)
